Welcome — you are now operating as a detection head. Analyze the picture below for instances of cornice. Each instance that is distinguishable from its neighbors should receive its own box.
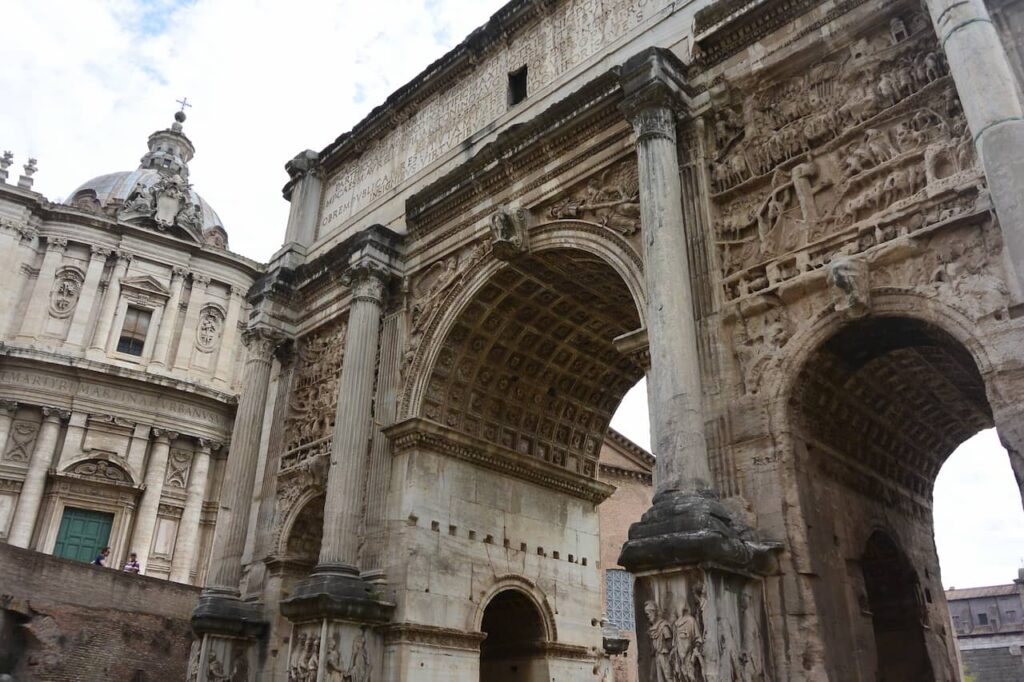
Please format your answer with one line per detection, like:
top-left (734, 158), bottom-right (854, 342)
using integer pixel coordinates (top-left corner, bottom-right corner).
top-left (599, 462), bottom-right (653, 485)
top-left (605, 427), bottom-right (655, 468)
top-left (382, 623), bottom-right (487, 652)
top-left (384, 417), bottom-right (616, 504)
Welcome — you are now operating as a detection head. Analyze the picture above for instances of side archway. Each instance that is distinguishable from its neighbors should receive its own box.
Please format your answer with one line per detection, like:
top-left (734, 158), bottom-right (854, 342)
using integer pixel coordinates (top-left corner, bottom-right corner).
top-left (474, 578), bottom-right (557, 682)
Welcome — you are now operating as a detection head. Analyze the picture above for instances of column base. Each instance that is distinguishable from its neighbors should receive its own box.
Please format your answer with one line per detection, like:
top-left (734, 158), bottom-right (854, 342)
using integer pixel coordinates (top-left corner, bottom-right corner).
top-left (618, 489), bottom-right (780, 575)
top-left (281, 564), bottom-right (395, 623)
top-left (192, 587), bottom-right (268, 640)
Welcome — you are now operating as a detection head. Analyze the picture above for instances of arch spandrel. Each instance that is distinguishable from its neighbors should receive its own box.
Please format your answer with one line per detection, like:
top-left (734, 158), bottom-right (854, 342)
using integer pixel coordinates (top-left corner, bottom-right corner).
top-left (401, 222), bottom-right (646, 480)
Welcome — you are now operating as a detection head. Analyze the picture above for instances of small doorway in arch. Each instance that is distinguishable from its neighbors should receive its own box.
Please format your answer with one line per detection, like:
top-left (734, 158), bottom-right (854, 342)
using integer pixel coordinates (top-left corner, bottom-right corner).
top-left (479, 589), bottom-right (549, 682)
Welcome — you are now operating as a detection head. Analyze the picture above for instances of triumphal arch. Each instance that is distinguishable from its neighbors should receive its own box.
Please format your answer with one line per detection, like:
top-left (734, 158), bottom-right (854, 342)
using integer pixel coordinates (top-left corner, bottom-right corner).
top-left (188, 0), bottom-right (1024, 679)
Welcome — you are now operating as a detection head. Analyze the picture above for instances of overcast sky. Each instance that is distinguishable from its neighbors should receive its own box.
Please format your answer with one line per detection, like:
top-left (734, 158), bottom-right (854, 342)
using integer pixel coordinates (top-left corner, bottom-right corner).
top-left (4, 0), bottom-right (1021, 590)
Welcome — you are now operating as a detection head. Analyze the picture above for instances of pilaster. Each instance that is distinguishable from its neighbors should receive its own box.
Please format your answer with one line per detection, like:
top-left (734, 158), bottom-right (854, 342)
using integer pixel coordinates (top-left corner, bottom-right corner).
top-left (0, 400), bottom-right (18, 455)
top-left (17, 236), bottom-right (67, 342)
top-left (213, 285), bottom-right (245, 386)
top-left (129, 428), bottom-right (175, 574)
top-left (66, 245), bottom-right (112, 347)
top-left (88, 250), bottom-right (132, 358)
top-left (171, 438), bottom-right (216, 583)
top-left (150, 266), bottom-right (189, 369)
top-left (174, 273), bottom-right (211, 371)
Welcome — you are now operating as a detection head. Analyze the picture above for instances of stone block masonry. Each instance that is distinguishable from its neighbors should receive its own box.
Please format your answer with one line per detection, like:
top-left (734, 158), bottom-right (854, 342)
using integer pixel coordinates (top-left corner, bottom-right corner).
top-left (0, 543), bottom-right (199, 681)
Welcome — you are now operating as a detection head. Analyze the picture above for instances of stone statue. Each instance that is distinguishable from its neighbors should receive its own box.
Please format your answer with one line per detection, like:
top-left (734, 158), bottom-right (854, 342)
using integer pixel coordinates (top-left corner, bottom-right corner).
top-left (645, 601), bottom-right (674, 682)
top-left (229, 647), bottom-right (249, 682)
top-left (827, 256), bottom-right (870, 318)
top-left (123, 183), bottom-right (156, 214)
top-left (207, 650), bottom-right (230, 682)
top-left (288, 633), bottom-right (309, 682)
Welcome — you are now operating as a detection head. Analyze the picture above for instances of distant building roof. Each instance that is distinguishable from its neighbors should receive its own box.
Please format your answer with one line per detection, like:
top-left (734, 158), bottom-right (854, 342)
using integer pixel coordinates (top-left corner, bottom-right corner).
top-left (946, 583), bottom-right (1020, 601)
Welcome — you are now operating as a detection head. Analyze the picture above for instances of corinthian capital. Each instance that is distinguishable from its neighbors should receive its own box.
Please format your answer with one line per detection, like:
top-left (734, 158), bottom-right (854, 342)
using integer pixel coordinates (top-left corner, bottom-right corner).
top-left (46, 237), bottom-right (68, 253)
top-left (619, 47), bottom-right (692, 142)
top-left (342, 257), bottom-right (391, 305)
top-left (241, 326), bottom-right (286, 363)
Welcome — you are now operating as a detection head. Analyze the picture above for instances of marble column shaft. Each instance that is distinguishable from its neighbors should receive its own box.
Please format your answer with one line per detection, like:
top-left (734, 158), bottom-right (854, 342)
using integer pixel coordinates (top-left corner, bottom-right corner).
top-left (129, 429), bottom-right (175, 572)
top-left (19, 237), bottom-right (67, 339)
top-left (8, 407), bottom-right (66, 548)
top-left (926, 0), bottom-right (1024, 299)
top-left (318, 264), bottom-right (387, 572)
top-left (213, 286), bottom-right (244, 384)
top-left (150, 267), bottom-right (188, 368)
top-left (66, 246), bottom-right (111, 347)
top-left (174, 274), bottom-right (210, 370)
top-left (204, 327), bottom-right (280, 592)
top-left (171, 440), bottom-right (213, 583)
top-left (90, 251), bottom-right (132, 353)
top-left (621, 50), bottom-right (710, 495)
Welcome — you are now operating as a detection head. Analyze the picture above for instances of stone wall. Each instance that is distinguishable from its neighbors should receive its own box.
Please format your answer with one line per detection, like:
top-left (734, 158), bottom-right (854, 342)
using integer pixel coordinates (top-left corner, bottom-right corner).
top-left (962, 647), bottom-right (1024, 681)
top-left (0, 543), bottom-right (199, 681)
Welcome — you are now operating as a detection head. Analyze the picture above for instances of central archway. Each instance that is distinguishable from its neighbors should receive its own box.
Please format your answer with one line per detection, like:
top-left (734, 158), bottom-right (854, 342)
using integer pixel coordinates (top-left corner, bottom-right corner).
top-left (479, 589), bottom-right (549, 682)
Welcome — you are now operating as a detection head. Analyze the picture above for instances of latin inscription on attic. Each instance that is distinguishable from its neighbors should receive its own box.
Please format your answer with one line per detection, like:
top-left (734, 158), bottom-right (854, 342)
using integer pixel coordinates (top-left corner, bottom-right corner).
top-left (318, 0), bottom-right (674, 235)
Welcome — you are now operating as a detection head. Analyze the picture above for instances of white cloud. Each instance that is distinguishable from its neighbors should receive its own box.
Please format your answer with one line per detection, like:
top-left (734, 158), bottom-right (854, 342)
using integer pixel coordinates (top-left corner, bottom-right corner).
top-left (1, 0), bottom-right (507, 261)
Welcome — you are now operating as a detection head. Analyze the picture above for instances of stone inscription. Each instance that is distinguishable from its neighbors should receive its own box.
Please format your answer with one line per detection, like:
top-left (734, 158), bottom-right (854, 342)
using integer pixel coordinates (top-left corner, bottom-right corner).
top-left (319, 0), bottom-right (672, 234)
top-left (0, 369), bottom-right (229, 431)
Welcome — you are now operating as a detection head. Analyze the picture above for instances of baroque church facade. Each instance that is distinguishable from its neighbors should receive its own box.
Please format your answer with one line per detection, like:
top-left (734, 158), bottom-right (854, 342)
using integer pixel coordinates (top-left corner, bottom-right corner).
top-left (7, 0), bottom-right (1024, 678)
top-left (0, 111), bottom-right (261, 585)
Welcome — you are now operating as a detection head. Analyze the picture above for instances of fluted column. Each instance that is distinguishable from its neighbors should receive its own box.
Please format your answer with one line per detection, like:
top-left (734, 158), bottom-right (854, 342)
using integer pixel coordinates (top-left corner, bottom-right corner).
top-left (620, 49), bottom-right (709, 496)
top-left (317, 261), bottom-right (388, 573)
top-left (213, 285), bottom-right (244, 385)
top-left (0, 400), bottom-right (17, 454)
top-left (150, 267), bottom-right (188, 368)
top-left (925, 0), bottom-right (1024, 299)
top-left (203, 326), bottom-right (281, 594)
top-left (66, 246), bottom-right (111, 347)
top-left (171, 438), bottom-right (215, 583)
top-left (8, 407), bottom-right (67, 548)
top-left (174, 274), bottom-right (210, 371)
top-left (18, 237), bottom-right (67, 340)
top-left (89, 250), bottom-right (132, 356)
top-left (129, 429), bottom-right (175, 573)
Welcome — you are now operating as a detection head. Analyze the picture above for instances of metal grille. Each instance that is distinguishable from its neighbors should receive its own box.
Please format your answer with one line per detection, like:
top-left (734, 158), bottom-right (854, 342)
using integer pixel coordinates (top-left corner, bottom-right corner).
top-left (606, 568), bottom-right (635, 631)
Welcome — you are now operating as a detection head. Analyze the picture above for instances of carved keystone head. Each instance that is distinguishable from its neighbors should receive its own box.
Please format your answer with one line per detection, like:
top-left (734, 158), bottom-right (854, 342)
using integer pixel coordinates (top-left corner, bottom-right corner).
top-left (827, 256), bottom-right (870, 319)
top-left (489, 206), bottom-right (530, 260)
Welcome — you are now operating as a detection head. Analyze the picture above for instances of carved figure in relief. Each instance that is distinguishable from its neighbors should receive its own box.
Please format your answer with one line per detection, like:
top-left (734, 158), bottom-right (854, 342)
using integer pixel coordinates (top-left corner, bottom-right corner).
top-left (489, 205), bottom-right (530, 259)
top-left (645, 601), bottom-right (675, 682)
top-left (207, 650), bottom-right (230, 682)
top-left (186, 641), bottom-right (200, 682)
top-left (289, 633), bottom-right (309, 682)
top-left (323, 635), bottom-right (345, 682)
top-left (673, 606), bottom-right (704, 681)
top-left (123, 183), bottom-right (155, 214)
top-left (304, 637), bottom-right (320, 682)
top-left (349, 628), bottom-right (371, 682)
top-left (548, 163), bottom-right (641, 235)
top-left (230, 647), bottom-right (249, 682)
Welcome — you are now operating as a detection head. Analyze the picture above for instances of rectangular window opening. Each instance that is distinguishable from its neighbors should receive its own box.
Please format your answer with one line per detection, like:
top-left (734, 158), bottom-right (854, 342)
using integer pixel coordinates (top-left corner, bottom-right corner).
top-left (117, 306), bottom-right (152, 356)
top-left (508, 66), bottom-right (528, 107)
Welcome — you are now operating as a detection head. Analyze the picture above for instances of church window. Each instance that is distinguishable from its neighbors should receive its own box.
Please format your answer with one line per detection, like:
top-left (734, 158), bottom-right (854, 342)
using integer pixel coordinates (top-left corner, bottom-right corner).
top-left (508, 66), bottom-right (528, 106)
top-left (605, 568), bottom-right (635, 631)
top-left (978, 612), bottom-right (989, 625)
top-left (117, 306), bottom-right (152, 356)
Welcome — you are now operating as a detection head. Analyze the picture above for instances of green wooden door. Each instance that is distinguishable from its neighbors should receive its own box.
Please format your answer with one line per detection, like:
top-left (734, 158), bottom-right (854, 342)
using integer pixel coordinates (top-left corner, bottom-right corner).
top-left (53, 507), bottom-right (114, 563)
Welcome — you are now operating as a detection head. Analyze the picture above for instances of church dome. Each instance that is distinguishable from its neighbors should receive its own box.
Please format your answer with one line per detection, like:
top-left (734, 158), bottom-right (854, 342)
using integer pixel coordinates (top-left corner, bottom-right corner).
top-left (66, 109), bottom-right (229, 249)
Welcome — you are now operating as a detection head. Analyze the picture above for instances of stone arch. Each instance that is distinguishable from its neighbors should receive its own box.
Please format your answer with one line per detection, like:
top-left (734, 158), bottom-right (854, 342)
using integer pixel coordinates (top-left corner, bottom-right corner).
top-left (776, 301), bottom-right (994, 679)
top-left (404, 222), bottom-right (646, 475)
top-left (475, 577), bottom-right (557, 682)
top-left (63, 457), bottom-right (134, 486)
top-left (276, 490), bottom-right (324, 564)
top-left (401, 220), bottom-right (646, 420)
top-left (472, 574), bottom-right (558, 642)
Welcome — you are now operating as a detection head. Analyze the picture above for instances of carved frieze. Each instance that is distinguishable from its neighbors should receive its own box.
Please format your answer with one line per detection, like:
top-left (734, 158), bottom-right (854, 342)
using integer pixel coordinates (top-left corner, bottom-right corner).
top-left (708, 16), bottom-right (983, 303)
top-left (546, 160), bottom-right (641, 236)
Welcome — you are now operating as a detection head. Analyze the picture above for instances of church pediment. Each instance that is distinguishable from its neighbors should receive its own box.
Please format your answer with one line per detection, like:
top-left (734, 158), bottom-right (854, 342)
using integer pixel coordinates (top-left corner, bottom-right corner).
top-left (120, 275), bottom-right (171, 300)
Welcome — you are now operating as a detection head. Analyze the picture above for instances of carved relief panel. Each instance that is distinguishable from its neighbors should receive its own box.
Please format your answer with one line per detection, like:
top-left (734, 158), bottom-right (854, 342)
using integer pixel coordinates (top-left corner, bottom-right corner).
top-left (634, 568), bottom-right (772, 682)
top-left (708, 13), bottom-right (982, 304)
top-left (166, 449), bottom-right (193, 489)
top-left (196, 305), bottom-right (225, 353)
top-left (49, 267), bottom-right (84, 318)
top-left (281, 317), bottom-right (347, 467)
top-left (3, 419), bottom-right (39, 464)
top-left (544, 158), bottom-right (642, 239)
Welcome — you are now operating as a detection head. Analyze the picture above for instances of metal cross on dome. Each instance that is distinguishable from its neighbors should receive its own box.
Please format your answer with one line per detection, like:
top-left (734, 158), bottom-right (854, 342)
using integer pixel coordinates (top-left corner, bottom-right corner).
top-left (176, 97), bottom-right (192, 112)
